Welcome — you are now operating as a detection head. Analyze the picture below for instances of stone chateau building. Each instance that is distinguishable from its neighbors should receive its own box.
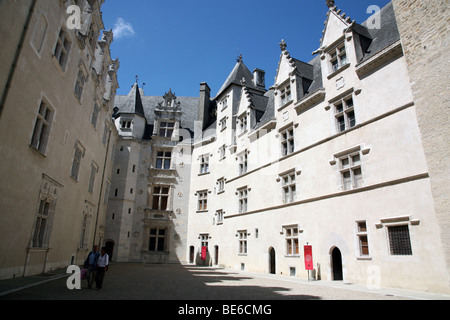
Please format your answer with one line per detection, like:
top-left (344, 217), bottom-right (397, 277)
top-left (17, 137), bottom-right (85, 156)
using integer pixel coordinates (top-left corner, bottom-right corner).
top-left (0, 0), bottom-right (448, 294)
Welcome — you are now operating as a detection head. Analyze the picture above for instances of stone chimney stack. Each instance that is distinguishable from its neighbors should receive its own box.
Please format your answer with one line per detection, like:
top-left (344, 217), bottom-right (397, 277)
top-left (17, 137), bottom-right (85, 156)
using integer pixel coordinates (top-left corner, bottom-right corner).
top-left (253, 69), bottom-right (266, 89)
top-left (198, 82), bottom-right (211, 131)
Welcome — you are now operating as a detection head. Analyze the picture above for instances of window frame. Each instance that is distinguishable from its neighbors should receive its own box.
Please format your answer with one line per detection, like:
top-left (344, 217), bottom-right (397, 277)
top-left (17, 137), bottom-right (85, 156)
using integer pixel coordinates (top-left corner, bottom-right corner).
top-left (328, 42), bottom-right (348, 74)
top-left (284, 226), bottom-right (300, 256)
top-left (155, 150), bottom-right (172, 170)
top-left (339, 151), bottom-right (363, 191)
top-left (280, 84), bottom-right (292, 106)
top-left (30, 99), bottom-right (53, 155)
top-left (70, 142), bottom-right (85, 181)
top-left (53, 27), bottom-right (71, 71)
top-left (334, 95), bottom-right (356, 133)
top-left (199, 154), bottom-right (210, 174)
top-left (238, 230), bottom-right (248, 255)
top-left (280, 126), bottom-right (295, 157)
top-left (281, 172), bottom-right (297, 204)
top-left (356, 221), bottom-right (371, 258)
top-left (238, 150), bottom-right (248, 176)
top-left (238, 188), bottom-right (248, 214)
top-left (149, 227), bottom-right (167, 252)
top-left (152, 186), bottom-right (170, 211)
top-left (197, 190), bottom-right (208, 212)
top-left (159, 121), bottom-right (175, 138)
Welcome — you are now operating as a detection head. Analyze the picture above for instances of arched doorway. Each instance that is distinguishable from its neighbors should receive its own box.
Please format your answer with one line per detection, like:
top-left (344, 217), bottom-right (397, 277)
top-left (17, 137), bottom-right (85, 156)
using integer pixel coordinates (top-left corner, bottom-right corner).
top-left (331, 247), bottom-right (343, 281)
top-left (269, 247), bottom-right (276, 274)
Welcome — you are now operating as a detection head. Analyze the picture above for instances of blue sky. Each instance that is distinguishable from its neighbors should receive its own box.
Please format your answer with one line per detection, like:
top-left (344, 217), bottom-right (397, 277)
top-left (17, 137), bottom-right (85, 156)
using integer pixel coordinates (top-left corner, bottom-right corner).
top-left (100, 0), bottom-right (391, 98)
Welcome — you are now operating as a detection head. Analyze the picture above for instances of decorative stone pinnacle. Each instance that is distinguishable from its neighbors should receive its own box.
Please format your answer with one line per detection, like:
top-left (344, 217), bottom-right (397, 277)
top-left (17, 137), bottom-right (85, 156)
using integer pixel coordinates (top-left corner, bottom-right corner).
top-left (326, 0), bottom-right (335, 9)
top-left (280, 39), bottom-right (287, 51)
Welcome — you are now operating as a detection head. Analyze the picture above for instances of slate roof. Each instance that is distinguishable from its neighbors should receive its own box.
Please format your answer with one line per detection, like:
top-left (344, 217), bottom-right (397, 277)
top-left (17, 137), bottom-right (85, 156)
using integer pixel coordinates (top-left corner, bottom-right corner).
top-left (358, 2), bottom-right (400, 63)
top-left (114, 84), bottom-right (199, 137)
top-left (215, 59), bottom-right (263, 99)
top-left (114, 2), bottom-right (400, 139)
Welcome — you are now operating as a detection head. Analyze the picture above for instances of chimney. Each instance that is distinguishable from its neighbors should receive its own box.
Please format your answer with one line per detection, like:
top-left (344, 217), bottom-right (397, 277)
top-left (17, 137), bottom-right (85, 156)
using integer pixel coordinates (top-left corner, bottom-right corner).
top-left (253, 69), bottom-right (266, 89)
top-left (199, 82), bottom-right (211, 131)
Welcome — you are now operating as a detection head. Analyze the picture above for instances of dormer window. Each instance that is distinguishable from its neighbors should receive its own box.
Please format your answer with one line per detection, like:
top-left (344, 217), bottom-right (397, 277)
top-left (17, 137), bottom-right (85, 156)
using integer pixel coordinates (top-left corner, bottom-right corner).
top-left (329, 43), bottom-right (348, 73)
top-left (238, 114), bottom-right (248, 135)
top-left (121, 119), bottom-right (132, 130)
top-left (159, 121), bottom-right (174, 138)
top-left (280, 84), bottom-right (292, 106)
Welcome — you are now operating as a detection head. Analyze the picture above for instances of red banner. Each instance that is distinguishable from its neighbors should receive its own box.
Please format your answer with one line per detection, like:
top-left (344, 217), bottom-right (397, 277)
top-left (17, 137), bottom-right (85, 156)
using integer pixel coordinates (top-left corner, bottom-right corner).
top-left (201, 246), bottom-right (207, 260)
top-left (304, 245), bottom-right (313, 270)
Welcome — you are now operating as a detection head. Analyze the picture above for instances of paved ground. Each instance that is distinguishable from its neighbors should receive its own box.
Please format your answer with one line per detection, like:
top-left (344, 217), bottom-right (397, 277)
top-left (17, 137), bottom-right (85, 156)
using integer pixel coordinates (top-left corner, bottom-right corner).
top-left (0, 263), bottom-right (449, 301)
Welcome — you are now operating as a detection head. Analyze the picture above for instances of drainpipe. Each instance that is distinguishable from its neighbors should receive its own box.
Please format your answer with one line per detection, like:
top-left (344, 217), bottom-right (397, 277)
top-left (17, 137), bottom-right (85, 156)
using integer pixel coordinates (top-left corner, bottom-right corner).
top-left (92, 126), bottom-right (112, 249)
top-left (0, 0), bottom-right (37, 120)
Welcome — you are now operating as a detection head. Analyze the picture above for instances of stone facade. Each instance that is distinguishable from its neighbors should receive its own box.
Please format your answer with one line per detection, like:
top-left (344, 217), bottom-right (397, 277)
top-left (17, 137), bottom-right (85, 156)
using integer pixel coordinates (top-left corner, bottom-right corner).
top-left (184, 2), bottom-right (450, 293)
top-left (0, 0), bottom-right (119, 279)
top-left (391, 0), bottom-right (450, 290)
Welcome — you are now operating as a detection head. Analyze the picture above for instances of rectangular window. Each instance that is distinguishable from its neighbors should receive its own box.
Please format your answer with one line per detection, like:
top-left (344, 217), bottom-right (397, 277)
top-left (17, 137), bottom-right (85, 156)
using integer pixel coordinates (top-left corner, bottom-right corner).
top-left (121, 119), bottom-right (132, 130)
top-left (217, 178), bottom-right (225, 193)
top-left (152, 186), bottom-right (169, 211)
top-left (91, 103), bottom-right (100, 128)
top-left (216, 210), bottom-right (224, 225)
top-left (54, 28), bottom-right (71, 70)
top-left (281, 172), bottom-right (296, 203)
top-left (339, 152), bottom-right (362, 190)
top-left (30, 100), bottom-right (53, 154)
top-left (329, 43), bottom-right (348, 73)
top-left (357, 221), bottom-right (370, 256)
top-left (149, 228), bottom-right (166, 252)
top-left (238, 230), bottom-right (248, 254)
top-left (156, 151), bottom-right (172, 170)
top-left (285, 226), bottom-right (299, 256)
top-left (388, 225), bottom-right (413, 256)
top-left (70, 143), bottom-right (84, 181)
top-left (74, 67), bottom-right (86, 101)
top-left (200, 154), bottom-right (209, 174)
top-left (238, 188), bottom-right (248, 213)
top-left (219, 145), bottom-right (226, 160)
top-left (280, 84), bottom-right (292, 106)
top-left (238, 151), bottom-right (248, 175)
top-left (335, 96), bottom-right (356, 132)
top-left (200, 234), bottom-right (209, 249)
top-left (197, 191), bottom-right (208, 211)
top-left (238, 114), bottom-right (248, 134)
top-left (88, 162), bottom-right (98, 193)
top-left (159, 121), bottom-right (174, 138)
top-left (219, 117), bottom-right (227, 131)
top-left (32, 200), bottom-right (50, 248)
top-left (281, 127), bottom-right (295, 156)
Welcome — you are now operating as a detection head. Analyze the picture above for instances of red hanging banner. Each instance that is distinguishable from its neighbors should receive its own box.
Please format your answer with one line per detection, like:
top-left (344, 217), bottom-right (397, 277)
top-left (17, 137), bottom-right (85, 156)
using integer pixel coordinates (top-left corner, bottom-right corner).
top-left (304, 245), bottom-right (313, 270)
top-left (201, 246), bottom-right (207, 260)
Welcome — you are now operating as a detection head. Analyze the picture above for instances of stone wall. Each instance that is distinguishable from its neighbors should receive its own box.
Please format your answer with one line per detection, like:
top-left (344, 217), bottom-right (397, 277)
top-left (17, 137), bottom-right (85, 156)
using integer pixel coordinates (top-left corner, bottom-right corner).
top-left (392, 0), bottom-right (450, 288)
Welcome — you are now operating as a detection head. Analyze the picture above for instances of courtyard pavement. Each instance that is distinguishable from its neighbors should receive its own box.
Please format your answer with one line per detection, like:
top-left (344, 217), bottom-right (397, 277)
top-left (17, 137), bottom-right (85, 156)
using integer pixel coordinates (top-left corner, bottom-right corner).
top-left (0, 263), bottom-right (449, 301)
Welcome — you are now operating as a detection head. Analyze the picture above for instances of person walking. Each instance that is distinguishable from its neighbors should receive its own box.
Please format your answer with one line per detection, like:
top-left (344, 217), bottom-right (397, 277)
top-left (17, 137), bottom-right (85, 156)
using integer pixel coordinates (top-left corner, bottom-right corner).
top-left (95, 247), bottom-right (109, 290)
top-left (84, 245), bottom-right (100, 289)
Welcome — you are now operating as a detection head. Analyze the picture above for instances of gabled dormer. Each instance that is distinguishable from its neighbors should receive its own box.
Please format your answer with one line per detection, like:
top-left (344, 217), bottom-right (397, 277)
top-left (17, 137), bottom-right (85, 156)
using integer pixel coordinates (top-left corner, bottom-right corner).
top-left (274, 40), bottom-right (316, 111)
top-left (152, 89), bottom-right (182, 141)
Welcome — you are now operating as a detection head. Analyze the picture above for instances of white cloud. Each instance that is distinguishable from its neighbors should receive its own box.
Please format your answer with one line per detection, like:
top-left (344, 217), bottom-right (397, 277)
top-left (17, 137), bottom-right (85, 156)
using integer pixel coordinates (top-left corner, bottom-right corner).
top-left (113, 18), bottom-right (135, 40)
